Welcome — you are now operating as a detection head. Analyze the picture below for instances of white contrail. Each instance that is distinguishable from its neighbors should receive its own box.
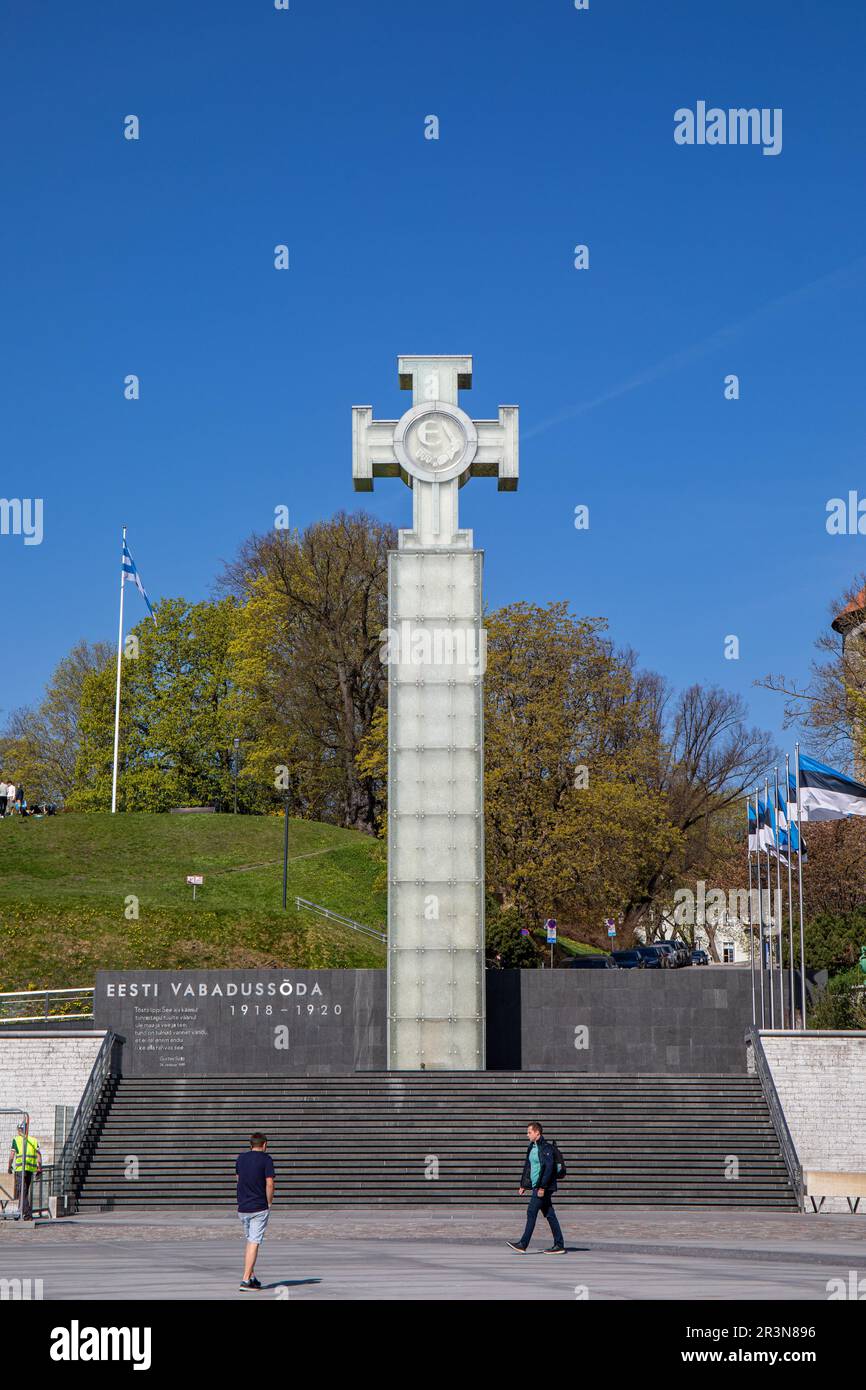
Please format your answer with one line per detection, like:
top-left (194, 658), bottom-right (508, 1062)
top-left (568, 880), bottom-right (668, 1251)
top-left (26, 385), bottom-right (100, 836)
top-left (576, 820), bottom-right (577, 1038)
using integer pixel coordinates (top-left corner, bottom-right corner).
top-left (524, 255), bottom-right (866, 441)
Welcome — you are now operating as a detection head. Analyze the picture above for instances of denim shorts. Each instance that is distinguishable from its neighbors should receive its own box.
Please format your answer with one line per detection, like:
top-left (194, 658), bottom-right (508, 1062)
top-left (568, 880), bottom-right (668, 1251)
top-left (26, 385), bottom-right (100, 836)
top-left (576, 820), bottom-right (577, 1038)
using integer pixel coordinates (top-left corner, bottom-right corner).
top-left (239, 1208), bottom-right (270, 1245)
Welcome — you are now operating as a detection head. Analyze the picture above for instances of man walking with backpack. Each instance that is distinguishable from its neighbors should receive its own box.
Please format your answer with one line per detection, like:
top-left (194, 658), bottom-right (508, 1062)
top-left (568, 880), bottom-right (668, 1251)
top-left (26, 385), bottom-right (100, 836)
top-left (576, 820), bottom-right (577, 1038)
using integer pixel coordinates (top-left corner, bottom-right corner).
top-left (507, 1122), bottom-right (566, 1254)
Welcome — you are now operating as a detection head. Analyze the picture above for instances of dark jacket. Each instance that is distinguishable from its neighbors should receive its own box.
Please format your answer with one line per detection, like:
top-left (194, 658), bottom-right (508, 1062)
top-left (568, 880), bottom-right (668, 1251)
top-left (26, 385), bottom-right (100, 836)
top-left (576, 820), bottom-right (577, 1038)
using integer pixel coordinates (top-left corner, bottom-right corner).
top-left (520, 1135), bottom-right (557, 1194)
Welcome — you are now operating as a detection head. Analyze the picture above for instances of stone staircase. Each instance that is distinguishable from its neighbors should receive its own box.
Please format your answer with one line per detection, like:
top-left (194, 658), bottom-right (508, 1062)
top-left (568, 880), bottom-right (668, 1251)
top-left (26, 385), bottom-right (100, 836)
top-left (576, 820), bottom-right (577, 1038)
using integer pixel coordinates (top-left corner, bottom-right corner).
top-left (74, 1072), bottom-right (797, 1210)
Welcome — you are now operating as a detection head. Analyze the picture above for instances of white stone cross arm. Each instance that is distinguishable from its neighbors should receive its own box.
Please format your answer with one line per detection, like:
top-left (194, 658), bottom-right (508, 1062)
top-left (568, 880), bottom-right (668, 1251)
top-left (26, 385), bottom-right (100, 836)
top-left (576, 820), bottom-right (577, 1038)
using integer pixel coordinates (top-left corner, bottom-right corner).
top-left (352, 355), bottom-right (518, 546)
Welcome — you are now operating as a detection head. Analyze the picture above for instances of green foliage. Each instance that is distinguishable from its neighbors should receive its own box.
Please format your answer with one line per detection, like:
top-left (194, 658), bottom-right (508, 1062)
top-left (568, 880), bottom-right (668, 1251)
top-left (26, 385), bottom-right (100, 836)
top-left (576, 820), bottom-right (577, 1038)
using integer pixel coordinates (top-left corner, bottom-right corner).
top-left (71, 597), bottom-right (250, 813)
top-left (801, 909), bottom-right (866, 975)
top-left (484, 602), bottom-right (681, 930)
top-left (808, 968), bottom-right (866, 1030)
top-left (0, 640), bottom-right (112, 802)
top-left (485, 907), bottom-right (542, 968)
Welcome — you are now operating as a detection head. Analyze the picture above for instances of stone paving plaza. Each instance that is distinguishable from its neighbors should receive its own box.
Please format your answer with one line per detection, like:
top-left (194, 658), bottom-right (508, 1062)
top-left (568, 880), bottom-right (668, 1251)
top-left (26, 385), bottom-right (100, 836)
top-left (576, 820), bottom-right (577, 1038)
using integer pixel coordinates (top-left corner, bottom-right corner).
top-left (3, 1206), bottom-right (865, 1301)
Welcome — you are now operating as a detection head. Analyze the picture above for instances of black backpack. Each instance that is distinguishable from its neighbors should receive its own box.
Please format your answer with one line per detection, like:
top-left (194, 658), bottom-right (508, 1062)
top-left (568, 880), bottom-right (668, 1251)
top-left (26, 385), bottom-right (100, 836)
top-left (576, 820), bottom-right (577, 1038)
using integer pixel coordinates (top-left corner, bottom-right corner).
top-left (551, 1139), bottom-right (567, 1179)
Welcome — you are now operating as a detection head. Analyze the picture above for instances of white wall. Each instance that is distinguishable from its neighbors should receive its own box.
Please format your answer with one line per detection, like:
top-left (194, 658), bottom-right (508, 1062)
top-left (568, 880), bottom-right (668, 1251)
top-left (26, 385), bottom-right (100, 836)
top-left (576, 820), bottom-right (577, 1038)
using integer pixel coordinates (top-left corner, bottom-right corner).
top-left (0, 1031), bottom-right (105, 1163)
top-left (758, 1030), bottom-right (866, 1211)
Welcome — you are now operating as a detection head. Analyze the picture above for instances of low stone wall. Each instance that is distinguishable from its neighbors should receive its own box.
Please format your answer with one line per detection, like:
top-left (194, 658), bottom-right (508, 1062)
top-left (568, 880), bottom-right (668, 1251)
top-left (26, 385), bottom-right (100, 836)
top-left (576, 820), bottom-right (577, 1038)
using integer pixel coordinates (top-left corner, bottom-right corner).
top-left (757, 1030), bottom-right (866, 1177)
top-left (0, 1031), bottom-right (105, 1163)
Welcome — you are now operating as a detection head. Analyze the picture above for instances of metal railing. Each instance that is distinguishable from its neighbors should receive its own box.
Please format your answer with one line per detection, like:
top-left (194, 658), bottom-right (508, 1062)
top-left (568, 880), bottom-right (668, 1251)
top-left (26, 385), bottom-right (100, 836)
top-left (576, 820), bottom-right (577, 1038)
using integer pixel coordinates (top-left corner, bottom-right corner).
top-left (746, 1026), bottom-right (805, 1212)
top-left (0, 987), bottom-right (95, 1025)
top-left (56, 1031), bottom-right (124, 1212)
top-left (295, 896), bottom-right (386, 944)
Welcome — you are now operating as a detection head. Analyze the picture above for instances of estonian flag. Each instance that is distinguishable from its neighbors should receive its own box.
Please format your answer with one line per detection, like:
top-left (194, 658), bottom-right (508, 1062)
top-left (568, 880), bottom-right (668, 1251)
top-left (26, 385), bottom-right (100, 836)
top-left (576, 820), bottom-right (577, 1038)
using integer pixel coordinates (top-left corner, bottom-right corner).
top-left (792, 752), bottom-right (866, 822)
top-left (122, 539), bottom-right (156, 622)
top-left (748, 800), bottom-right (758, 854)
top-left (775, 782), bottom-right (806, 860)
top-left (763, 795), bottom-right (788, 864)
top-left (757, 797), bottom-right (773, 852)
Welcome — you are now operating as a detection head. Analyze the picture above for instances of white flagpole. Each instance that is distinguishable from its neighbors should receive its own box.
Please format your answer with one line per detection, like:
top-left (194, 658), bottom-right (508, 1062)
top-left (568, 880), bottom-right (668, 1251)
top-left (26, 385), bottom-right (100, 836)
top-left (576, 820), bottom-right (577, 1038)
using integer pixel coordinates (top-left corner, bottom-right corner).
top-left (773, 767), bottom-right (785, 1027)
top-left (764, 778), bottom-right (775, 1027)
top-left (746, 793), bottom-right (756, 1026)
top-left (755, 788), bottom-right (766, 1028)
top-left (794, 742), bottom-right (807, 1029)
top-left (110, 526), bottom-right (127, 814)
top-left (785, 753), bottom-right (796, 1027)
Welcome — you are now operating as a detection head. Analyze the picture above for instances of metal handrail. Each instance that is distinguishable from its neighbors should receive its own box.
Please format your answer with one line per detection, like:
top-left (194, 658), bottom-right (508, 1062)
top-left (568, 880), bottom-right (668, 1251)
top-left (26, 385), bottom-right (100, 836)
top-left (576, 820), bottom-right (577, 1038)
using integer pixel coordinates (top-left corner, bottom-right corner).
top-left (295, 896), bottom-right (386, 944)
top-left (56, 1031), bottom-right (124, 1210)
top-left (0, 987), bottom-right (95, 1024)
top-left (746, 1025), bottom-right (804, 1211)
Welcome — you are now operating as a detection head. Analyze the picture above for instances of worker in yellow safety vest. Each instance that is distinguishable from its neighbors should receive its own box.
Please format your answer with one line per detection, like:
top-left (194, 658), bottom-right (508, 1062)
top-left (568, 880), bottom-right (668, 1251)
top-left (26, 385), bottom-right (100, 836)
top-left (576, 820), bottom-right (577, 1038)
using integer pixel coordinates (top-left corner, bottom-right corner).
top-left (7, 1123), bottom-right (41, 1220)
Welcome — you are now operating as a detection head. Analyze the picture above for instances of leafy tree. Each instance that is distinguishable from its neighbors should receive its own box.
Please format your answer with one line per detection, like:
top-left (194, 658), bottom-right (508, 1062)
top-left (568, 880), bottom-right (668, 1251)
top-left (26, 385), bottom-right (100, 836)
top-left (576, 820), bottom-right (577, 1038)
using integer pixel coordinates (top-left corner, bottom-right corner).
top-left (225, 513), bottom-right (393, 832)
top-left (620, 681), bottom-right (776, 936)
top-left (0, 640), bottom-right (112, 802)
top-left (800, 910), bottom-right (866, 976)
top-left (485, 907), bottom-right (542, 968)
top-left (484, 602), bottom-right (680, 932)
top-left (72, 597), bottom-right (245, 811)
top-left (809, 969), bottom-right (866, 1029)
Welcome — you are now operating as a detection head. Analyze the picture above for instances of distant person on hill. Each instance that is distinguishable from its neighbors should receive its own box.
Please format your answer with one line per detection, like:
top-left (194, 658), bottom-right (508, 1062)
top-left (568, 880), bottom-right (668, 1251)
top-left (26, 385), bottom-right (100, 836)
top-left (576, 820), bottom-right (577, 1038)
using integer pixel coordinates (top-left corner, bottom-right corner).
top-left (0, 780), bottom-right (7, 817)
top-left (235, 1131), bottom-right (275, 1292)
top-left (507, 1122), bottom-right (565, 1255)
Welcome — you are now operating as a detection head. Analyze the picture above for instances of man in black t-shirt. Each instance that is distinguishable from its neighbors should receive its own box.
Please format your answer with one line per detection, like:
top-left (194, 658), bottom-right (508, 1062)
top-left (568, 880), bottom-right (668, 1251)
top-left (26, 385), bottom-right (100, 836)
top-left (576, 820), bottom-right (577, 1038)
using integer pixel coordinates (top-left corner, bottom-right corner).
top-left (235, 1131), bottom-right (276, 1291)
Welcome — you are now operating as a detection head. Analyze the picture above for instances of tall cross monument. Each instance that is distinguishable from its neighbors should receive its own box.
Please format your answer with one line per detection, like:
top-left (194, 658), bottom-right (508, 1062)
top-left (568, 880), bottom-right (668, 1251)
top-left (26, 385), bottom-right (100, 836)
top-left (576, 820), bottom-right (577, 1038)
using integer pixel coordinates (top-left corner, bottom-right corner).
top-left (353, 356), bottom-right (519, 1070)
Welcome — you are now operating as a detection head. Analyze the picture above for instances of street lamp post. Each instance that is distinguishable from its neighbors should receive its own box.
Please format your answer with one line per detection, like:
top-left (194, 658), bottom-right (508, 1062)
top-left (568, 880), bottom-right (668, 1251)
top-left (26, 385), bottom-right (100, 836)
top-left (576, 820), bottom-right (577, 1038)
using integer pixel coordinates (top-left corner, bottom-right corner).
top-left (233, 737), bottom-right (240, 815)
top-left (282, 791), bottom-right (290, 910)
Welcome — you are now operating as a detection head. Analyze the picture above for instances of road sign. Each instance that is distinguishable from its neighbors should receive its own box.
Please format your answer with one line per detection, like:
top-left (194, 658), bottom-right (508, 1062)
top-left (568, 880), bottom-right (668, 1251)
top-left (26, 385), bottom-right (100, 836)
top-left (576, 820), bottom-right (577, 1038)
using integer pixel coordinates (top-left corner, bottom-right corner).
top-left (606, 917), bottom-right (616, 938)
top-left (546, 918), bottom-right (557, 944)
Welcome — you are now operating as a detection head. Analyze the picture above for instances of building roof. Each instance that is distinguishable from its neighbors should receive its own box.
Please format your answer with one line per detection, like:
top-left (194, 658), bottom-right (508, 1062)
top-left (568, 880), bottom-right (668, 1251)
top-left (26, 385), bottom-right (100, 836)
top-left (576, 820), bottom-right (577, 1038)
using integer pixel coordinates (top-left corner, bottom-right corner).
top-left (832, 587), bottom-right (866, 635)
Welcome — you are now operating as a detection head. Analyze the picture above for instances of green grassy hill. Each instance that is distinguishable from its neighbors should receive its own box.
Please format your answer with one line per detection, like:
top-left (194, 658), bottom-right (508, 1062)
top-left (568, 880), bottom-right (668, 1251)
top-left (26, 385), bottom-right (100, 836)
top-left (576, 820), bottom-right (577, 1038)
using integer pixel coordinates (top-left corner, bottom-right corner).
top-left (0, 812), bottom-right (386, 990)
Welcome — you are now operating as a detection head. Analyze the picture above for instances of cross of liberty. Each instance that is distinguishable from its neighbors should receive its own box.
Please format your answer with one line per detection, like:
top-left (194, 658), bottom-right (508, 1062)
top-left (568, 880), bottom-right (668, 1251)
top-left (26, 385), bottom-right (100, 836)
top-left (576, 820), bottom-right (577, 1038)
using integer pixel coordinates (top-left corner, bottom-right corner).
top-left (352, 355), bottom-right (519, 544)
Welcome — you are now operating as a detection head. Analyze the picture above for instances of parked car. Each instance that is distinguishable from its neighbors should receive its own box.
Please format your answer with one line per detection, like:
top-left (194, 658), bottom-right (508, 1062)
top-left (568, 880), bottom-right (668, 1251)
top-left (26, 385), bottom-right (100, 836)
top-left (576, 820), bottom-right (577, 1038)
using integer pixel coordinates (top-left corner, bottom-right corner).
top-left (670, 940), bottom-right (692, 967)
top-left (569, 955), bottom-right (619, 969)
top-left (654, 942), bottom-right (680, 968)
top-left (611, 950), bottom-right (645, 970)
top-left (634, 945), bottom-right (665, 969)
top-left (691, 949), bottom-right (710, 966)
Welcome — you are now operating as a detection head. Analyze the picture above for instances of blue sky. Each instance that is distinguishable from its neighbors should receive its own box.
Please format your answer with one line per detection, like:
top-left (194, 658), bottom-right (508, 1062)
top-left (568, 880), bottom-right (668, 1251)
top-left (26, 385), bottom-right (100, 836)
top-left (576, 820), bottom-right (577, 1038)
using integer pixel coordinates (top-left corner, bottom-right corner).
top-left (2, 0), bottom-right (865, 760)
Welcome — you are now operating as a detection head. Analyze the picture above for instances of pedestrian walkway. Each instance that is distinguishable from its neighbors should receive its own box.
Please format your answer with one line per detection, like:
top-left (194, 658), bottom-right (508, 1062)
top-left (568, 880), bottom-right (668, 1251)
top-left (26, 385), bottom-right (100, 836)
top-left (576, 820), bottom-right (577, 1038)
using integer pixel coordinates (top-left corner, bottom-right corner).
top-left (1, 1206), bottom-right (863, 1301)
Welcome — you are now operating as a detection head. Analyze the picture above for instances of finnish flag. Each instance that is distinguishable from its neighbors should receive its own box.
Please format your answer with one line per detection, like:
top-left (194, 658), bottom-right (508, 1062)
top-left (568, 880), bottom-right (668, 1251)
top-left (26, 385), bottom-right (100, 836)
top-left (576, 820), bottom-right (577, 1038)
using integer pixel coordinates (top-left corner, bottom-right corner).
top-left (791, 752), bottom-right (866, 822)
top-left (122, 539), bottom-right (155, 621)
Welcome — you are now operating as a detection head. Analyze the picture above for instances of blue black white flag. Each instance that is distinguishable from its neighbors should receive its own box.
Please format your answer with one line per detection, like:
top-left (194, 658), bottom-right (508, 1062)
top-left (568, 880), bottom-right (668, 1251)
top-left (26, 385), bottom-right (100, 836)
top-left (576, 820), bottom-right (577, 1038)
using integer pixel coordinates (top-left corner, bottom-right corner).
top-left (775, 781), bottom-right (806, 860)
top-left (122, 539), bottom-right (155, 622)
top-left (757, 797), bottom-right (774, 852)
top-left (790, 752), bottom-right (866, 823)
top-left (747, 800), bottom-right (758, 854)
top-left (763, 795), bottom-right (788, 864)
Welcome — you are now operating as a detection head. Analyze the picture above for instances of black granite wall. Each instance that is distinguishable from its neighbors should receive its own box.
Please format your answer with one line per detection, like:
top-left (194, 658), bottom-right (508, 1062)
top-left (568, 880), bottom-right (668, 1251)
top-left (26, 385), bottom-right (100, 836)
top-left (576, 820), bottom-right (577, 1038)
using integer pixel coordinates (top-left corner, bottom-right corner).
top-left (96, 966), bottom-right (759, 1075)
top-left (95, 970), bottom-right (386, 1076)
top-left (487, 968), bottom-right (756, 1074)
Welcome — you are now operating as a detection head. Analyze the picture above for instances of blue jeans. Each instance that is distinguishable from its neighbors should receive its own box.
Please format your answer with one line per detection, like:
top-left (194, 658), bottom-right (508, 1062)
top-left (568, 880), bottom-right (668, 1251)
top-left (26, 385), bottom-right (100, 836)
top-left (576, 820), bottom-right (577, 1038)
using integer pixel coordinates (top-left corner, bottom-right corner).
top-left (520, 1190), bottom-right (563, 1248)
